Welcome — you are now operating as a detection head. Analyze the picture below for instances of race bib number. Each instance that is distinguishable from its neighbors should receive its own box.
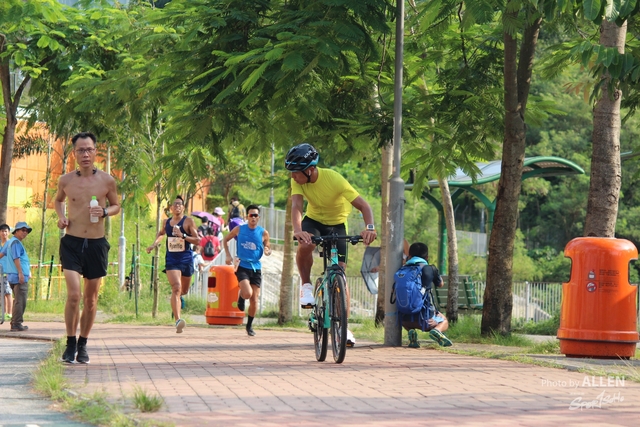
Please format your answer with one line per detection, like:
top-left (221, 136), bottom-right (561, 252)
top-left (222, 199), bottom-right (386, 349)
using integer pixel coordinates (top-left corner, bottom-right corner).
top-left (167, 237), bottom-right (186, 252)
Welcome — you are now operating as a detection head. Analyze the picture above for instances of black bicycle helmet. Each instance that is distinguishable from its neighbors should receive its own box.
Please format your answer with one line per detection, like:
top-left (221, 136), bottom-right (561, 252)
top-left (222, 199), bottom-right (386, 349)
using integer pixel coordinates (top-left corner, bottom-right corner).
top-left (284, 143), bottom-right (319, 172)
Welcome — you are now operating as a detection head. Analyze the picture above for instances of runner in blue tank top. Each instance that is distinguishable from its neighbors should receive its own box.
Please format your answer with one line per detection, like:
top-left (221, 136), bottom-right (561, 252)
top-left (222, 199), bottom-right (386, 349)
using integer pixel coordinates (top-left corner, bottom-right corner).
top-left (146, 196), bottom-right (199, 333)
top-left (223, 204), bottom-right (271, 336)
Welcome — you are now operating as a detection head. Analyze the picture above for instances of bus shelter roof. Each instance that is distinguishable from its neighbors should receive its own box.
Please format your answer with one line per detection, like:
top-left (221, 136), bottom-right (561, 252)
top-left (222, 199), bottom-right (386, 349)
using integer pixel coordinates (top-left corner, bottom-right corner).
top-left (426, 156), bottom-right (585, 188)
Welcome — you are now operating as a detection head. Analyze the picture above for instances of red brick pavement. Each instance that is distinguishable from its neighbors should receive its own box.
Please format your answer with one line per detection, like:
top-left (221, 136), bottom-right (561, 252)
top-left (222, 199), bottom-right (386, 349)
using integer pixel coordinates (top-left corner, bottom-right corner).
top-left (3, 322), bottom-right (640, 426)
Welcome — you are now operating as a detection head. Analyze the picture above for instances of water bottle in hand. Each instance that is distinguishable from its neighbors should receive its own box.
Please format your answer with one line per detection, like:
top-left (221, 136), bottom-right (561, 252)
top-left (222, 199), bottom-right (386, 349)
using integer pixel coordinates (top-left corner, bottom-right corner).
top-left (90, 196), bottom-right (99, 223)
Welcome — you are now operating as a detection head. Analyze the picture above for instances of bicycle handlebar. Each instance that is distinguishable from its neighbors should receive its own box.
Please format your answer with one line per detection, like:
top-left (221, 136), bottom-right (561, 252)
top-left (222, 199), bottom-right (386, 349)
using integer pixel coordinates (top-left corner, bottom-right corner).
top-left (309, 235), bottom-right (363, 246)
top-left (293, 234), bottom-right (363, 247)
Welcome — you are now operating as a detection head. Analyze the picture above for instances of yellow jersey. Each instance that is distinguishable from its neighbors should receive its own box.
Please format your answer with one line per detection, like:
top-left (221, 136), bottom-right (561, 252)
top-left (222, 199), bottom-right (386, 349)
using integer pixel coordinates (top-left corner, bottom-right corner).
top-left (291, 167), bottom-right (360, 225)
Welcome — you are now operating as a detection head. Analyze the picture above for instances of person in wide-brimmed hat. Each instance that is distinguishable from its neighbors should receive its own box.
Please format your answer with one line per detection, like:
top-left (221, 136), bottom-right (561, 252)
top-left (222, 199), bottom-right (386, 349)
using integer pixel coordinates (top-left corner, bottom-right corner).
top-left (0, 221), bottom-right (32, 331)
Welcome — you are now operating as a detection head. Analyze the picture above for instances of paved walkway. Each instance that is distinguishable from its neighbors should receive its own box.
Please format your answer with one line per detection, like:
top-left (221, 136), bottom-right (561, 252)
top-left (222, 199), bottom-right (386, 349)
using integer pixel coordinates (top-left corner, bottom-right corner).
top-left (0, 337), bottom-right (92, 427)
top-left (1, 321), bottom-right (639, 426)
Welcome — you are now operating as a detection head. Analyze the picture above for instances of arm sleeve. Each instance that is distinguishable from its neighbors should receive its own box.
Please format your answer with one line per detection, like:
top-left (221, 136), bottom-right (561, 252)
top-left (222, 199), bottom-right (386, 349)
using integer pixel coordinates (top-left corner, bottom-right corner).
top-left (290, 178), bottom-right (303, 196)
top-left (336, 173), bottom-right (360, 203)
top-left (421, 264), bottom-right (439, 292)
top-left (431, 266), bottom-right (441, 289)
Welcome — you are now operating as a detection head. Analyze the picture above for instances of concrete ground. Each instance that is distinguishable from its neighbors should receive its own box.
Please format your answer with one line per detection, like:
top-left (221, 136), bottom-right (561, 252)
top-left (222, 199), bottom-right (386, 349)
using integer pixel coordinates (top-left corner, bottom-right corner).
top-left (1, 320), bottom-right (639, 426)
top-left (0, 336), bottom-right (92, 427)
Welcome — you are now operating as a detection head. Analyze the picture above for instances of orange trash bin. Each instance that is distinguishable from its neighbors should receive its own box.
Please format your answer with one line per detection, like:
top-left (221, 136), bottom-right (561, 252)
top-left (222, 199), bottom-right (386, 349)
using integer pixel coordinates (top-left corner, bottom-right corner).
top-left (557, 237), bottom-right (638, 359)
top-left (205, 265), bottom-right (244, 325)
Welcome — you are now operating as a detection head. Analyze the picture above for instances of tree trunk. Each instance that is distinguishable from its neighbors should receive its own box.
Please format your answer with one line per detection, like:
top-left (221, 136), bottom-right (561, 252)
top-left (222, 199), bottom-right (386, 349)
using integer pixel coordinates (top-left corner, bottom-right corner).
top-left (135, 219), bottom-right (141, 301)
top-left (375, 141), bottom-right (393, 326)
top-left (0, 63), bottom-right (17, 225)
top-left (0, 48), bottom-right (31, 225)
top-left (439, 177), bottom-right (459, 324)
top-left (34, 134), bottom-right (53, 301)
top-left (151, 184), bottom-right (162, 318)
top-left (278, 188), bottom-right (295, 324)
top-left (38, 135), bottom-right (53, 263)
top-left (584, 19), bottom-right (626, 237)
top-left (481, 13), bottom-right (542, 336)
top-left (105, 146), bottom-right (112, 239)
top-left (58, 136), bottom-right (72, 239)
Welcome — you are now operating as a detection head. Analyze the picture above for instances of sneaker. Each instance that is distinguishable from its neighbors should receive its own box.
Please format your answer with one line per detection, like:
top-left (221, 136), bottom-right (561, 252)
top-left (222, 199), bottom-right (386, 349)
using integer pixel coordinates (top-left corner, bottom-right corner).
top-left (300, 283), bottom-right (315, 308)
top-left (61, 344), bottom-right (76, 364)
top-left (246, 326), bottom-right (256, 337)
top-left (180, 296), bottom-right (185, 309)
top-left (76, 344), bottom-right (90, 364)
top-left (346, 329), bottom-right (356, 348)
top-left (237, 293), bottom-right (245, 312)
top-left (10, 324), bottom-right (28, 331)
top-left (5, 313), bottom-right (11, 320)
top-left (408, 329), bottom-right (420, 348)
top-left (429, 329), bottom-right (453, 347)
top-left (176, 318), bottom-right (186, 333)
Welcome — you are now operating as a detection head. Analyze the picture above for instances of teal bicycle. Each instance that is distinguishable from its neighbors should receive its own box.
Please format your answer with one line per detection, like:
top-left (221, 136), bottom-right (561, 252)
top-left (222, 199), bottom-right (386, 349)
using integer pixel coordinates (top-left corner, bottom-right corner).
top-left (307, 234), bottom-right (362, 364)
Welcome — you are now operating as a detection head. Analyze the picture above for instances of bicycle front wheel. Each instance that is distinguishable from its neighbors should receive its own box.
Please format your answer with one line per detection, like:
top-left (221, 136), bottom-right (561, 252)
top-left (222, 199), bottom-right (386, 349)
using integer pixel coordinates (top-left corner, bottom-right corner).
top-left (330, 274), bottom-right (348, 364)
top-left (314, 285), bottom-right (328, 362)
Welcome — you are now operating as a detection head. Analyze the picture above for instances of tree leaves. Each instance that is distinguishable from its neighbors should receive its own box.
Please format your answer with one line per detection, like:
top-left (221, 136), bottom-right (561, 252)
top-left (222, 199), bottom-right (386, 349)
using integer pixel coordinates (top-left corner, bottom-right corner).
top-left (583, 0), bottom-right (603, 21)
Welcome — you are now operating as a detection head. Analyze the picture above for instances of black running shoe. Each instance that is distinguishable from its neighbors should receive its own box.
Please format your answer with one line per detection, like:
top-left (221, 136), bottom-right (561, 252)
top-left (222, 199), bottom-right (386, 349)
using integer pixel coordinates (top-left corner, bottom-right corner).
top-left (76, 344), bottom-right (90, 364)
top-left (246, 326), bottom-right (256, 337)
top-left (62, 344), bottom-right (76, 364)
top-left (237, 294), bottom-right (245, 312)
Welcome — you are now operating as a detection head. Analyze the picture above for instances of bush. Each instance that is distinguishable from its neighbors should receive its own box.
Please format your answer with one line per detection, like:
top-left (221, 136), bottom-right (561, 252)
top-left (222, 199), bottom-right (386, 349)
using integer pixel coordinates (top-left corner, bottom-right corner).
top-left (513, 312), bottom-right (560, 335)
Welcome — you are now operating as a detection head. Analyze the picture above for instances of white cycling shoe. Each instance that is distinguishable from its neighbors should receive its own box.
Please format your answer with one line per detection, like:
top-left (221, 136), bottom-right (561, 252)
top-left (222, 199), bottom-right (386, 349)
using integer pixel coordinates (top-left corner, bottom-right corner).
top-left (300, 283), bottom-right (315, 308)
top-left (346, 329), bottom-right (356, 347)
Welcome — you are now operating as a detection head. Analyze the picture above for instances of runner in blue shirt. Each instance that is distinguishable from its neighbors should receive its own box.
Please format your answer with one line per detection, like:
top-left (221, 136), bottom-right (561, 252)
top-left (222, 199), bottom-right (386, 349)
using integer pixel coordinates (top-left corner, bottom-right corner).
top-left (223, 204), bottom-right (271, 336)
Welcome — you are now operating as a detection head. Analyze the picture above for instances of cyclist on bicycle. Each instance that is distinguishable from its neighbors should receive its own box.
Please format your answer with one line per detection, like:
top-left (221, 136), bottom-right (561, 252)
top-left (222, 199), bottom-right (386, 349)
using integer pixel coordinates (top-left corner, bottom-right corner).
top-left (285, 143), bottom-right (377, 347)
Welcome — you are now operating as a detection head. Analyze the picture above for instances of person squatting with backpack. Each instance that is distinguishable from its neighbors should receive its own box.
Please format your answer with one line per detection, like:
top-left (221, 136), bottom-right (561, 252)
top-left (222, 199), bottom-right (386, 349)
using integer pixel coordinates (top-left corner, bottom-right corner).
top-left (393, 242), bottom-right (453, 348)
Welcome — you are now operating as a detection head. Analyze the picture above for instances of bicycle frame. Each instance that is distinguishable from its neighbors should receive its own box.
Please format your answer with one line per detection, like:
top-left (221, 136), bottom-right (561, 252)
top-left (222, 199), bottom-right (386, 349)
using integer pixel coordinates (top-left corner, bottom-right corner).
top-left (307, 234), bottom-right (362, 363)
top-left (315, 245), bottom-right (345, 330)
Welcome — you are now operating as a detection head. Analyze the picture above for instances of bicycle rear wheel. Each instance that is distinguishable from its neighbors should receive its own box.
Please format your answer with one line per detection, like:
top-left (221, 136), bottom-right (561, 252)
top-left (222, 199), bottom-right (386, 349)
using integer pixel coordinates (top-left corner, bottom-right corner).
top-left (330, 274), bottom-right (348, 364)
top-left (314, 285), bottom-right (328, 362)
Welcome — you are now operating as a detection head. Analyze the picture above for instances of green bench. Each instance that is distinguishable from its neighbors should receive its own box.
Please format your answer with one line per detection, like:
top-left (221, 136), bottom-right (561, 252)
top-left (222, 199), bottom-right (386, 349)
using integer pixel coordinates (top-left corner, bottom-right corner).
top-left (431, 275), bottom-right (483, 313)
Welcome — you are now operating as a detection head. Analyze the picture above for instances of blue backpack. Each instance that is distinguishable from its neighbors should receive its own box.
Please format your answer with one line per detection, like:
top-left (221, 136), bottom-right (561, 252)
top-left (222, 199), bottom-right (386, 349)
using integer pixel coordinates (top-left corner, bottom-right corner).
top-left (392, 264), bottom-right (426, 314)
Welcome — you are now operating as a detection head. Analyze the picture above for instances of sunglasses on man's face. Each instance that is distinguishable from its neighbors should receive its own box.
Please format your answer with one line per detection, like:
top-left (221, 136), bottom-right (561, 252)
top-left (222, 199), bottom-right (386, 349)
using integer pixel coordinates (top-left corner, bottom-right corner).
top-left (248, 213), bottom-right (259, 218)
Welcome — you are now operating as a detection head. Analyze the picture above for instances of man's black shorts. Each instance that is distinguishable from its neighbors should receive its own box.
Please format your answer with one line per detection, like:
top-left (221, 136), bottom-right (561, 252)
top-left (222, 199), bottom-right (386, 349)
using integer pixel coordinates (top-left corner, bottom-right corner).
top-left (60, 235), bottom-right (110, 280)
top-left (235, 266), bottom-right (262, 287)
top-left (302, 216), bottom-right (348, 263)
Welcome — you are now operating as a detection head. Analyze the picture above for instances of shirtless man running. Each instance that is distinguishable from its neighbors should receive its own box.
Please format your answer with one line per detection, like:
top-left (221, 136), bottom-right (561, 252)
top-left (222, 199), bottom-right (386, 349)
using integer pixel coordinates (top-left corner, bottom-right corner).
top-left (55, 131), bottom-right (120, 364)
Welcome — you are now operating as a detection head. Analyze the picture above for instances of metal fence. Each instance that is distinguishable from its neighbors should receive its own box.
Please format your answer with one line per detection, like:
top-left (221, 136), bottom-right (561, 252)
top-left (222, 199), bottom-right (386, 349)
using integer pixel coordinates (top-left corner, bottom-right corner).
top-left (258, 273), bottom-right (377, 318)
top-left (22, 262), bottom-right (120, 301)
top-left (17, 254), bottom-right (639, 326)
top-left (17, 257), bottom-right (563, 324)
top-left (456, 231), bottom-right (487, 256)
top-left (259, 206), bottom-right (366, 245)
top-left (255, 278), bottom-right (564, 323)
top-left (258, 207), bottom-right (288, 243)
top-left (474, 281), bottom-right (563, 322)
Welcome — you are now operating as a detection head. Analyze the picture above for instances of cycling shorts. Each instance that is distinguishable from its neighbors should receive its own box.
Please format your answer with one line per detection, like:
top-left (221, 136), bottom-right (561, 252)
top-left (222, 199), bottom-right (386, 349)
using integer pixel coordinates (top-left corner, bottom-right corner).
top-left (301, 217), bottom-right (348, 263)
